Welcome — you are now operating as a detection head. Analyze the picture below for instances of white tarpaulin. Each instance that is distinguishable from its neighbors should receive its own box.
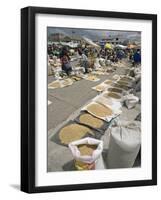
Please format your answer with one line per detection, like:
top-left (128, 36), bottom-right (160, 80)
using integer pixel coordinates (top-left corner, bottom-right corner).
top-left (82, 36), bottom-right (100, 48)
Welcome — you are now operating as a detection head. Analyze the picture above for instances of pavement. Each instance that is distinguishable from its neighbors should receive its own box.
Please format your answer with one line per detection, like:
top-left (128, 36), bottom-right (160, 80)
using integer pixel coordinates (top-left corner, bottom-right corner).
top-left (48, 75), bottom-right (108, 130)
top-left (47, 59), bottom-right (141, 172)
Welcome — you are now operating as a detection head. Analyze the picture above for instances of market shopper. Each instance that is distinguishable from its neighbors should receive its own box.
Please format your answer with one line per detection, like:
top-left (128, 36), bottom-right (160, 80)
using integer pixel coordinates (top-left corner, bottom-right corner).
top-left (47, 45), bottom-right (53, 55)
top-left (116, 49), bottom-right (125, 61)
top-left (133, 49), bottom-right (141, 66)
top-left (78, 49), bottom-right (89, 73)
top-left (59, 47), bottom-right (72, 76)
top-left (82, 45), bottom-right (89, 57)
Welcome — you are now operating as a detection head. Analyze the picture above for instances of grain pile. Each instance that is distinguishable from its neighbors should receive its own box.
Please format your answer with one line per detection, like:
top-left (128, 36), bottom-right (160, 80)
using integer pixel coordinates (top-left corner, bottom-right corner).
top-left (79, 113), bottom-right (104, 128)
top-left (86, 75), bottom-right (98, 81)
top-left (87, 103), bottom-right (112, 118)
top-left (120, 77), bottom-right (132, 82)
top-left (104, 80), bottom-right (112, 85)
top-left (94, 85), bottom-right (107, 92)
top-left (113, 83), bottom-right (129, 90)
top-left (59, 124), bottom-right (94, 145)
top-left (108, 87), bottom-right (123, 93)
top-left (117, 80), bottom-right (129, 86)
top-left (103, 92), bottom-right (121, 99)
top-left (48, 81), bottom-right (61, 88)
top-left (78, 144), bottom-right (97, 156)
top-left (72, 76), bottom-right (81, 81)
top-left (62, 78), bottom-right (73, 86)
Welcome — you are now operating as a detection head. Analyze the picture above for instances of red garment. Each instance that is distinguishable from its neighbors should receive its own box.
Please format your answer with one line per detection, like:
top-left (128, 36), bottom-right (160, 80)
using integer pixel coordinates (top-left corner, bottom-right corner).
top-left (60, 55), bottom-right (70, 65)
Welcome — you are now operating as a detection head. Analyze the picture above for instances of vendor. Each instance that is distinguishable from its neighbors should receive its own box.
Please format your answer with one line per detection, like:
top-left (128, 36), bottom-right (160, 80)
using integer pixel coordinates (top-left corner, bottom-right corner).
top-left (78, 49), bottom-right (89, 74)
top-left (59, 47), bottom-right (72, 76)
top-left (133, 49), bottom-right (141, 66)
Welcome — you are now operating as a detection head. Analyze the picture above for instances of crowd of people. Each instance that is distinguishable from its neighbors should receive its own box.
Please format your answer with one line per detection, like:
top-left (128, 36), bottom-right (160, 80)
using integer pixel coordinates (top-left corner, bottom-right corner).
top-left (48, 43), bottom-right (141, 76)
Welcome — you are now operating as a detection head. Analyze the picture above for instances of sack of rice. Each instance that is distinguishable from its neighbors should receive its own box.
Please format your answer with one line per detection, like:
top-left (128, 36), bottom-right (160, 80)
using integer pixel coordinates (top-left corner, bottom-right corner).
top-left (120, 76), bottom-right (135, 83)
top-left (85, 102), bottom-right (113, 119)
top-left (107, 126), bottom-right (141, 168)
top-left (117, 80), bottom-right (131, 87)
top-left (124, 94), bottom-right (139, 109)
top-left (94, 95), bottom-right (114, 107)
top-left (82, 102), bottom-right (121, 122)
top-left (113, 83), bottom-right (130, 91)
top-left (94, 95), bottom-right (122, 111)
top-left (69, 137), bottom-right (103, 170)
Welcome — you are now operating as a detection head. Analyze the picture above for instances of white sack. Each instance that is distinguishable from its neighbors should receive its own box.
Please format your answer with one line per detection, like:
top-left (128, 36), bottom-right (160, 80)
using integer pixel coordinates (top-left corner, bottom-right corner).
top-left (124, 94), bottom-right (139, 109)
top-left (68, 137), bottom-right (103, 164)
top-left (94, 58), bottom-right (101, 69)
top-left (107, 126), bottom-right (141, 168)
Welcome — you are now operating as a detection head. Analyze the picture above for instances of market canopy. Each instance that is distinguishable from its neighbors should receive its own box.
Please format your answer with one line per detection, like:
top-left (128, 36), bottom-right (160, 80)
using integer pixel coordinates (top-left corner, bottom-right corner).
top-left (82, 36), bottom-right (100, 48)
top-left (115, 44), bottom-right (127, 49)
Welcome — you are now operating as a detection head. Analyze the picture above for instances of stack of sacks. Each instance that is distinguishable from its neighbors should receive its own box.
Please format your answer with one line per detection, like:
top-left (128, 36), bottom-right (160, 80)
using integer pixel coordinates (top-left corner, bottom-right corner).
top-left (106, 121), bottom-right (141, 169)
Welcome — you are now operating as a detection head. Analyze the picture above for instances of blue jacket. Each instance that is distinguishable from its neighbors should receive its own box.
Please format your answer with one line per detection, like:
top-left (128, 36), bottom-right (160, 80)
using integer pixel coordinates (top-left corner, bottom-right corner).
top-left (133, 52), bottom-right (141, 63)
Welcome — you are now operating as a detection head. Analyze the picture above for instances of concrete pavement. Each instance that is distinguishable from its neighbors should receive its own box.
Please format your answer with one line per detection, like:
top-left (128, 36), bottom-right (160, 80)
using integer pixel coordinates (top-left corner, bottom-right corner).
top-left (47, 60), bottom-right (141, 172)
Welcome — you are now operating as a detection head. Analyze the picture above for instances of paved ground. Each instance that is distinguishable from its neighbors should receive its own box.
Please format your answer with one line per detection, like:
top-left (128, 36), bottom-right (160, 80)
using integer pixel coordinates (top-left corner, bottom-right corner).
top-left (48, 64), bottom-right (127, 131)
top-left (47, 60), bottom-right (141, 172)
top-left (48, 75), bottom-right (108, 130)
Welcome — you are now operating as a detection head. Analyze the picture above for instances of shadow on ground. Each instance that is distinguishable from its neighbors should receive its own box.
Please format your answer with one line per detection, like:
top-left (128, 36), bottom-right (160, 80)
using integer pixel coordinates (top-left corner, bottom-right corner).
top-left (10, 184), bottom-right (20, 191)
top-left (62, 160), bottom-right (76, 171)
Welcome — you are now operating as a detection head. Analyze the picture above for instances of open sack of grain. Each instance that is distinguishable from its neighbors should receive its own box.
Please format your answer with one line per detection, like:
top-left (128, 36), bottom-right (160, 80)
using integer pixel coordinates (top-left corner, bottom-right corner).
top-left (106, 124), bottom-right (141, 169)
top-left (68, 137), bottom-right (104, 170)
top-left (92, 83), bottom-right (109, 92)
top-left (102, 91), bottom-right (124, 103)
top-left (117, 79), bottom-right (133, 88)
top-left (75, 112), bottom-right (110, 134)
top-left (119, 75), bottom-right (135, 83)
top-left (93, 95), bottom-right (122, 111)
top-left (103, 79), bottom-right (113, 85)
top-left (82, 102), bottom-right (121, 122)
